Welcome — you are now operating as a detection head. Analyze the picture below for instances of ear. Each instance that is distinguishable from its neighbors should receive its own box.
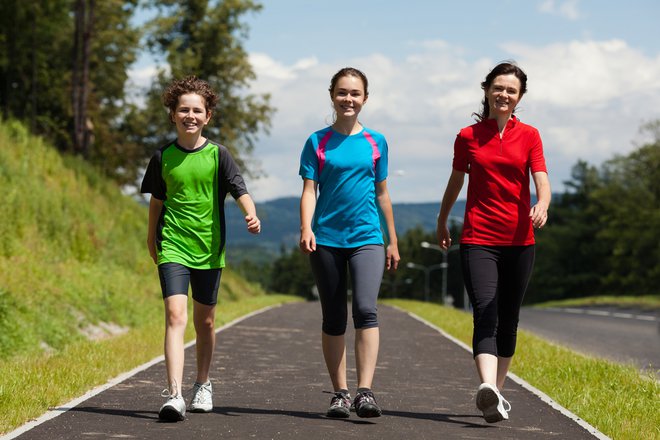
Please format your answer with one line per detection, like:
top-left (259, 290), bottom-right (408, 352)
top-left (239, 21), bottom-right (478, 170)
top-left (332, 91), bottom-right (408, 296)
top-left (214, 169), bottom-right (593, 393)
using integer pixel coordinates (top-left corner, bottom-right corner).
top-left (205, 111), bottom-right (212, 125)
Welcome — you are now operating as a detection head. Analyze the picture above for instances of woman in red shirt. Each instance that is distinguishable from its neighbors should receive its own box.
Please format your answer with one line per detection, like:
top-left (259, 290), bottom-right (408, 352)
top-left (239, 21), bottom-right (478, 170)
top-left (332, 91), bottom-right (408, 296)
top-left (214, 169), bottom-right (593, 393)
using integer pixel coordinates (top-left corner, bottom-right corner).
top-left (436, 62), bottom-right (551, 423)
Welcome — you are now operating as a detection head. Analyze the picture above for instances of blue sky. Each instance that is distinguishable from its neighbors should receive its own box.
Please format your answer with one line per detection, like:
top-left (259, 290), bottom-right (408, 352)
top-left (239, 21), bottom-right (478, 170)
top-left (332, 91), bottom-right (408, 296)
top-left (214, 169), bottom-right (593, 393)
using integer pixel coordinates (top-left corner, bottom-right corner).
top-left (130, 0), bottom-right (660, 203)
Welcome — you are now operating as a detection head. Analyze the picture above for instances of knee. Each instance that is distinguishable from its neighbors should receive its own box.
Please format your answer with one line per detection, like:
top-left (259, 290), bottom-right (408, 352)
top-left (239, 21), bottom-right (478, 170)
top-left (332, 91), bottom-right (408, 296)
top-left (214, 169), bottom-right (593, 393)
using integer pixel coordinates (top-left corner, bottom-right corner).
top-left (166, 309), bottom-right (187, 329)
top-left (322, 316), bottom-right (347, 336)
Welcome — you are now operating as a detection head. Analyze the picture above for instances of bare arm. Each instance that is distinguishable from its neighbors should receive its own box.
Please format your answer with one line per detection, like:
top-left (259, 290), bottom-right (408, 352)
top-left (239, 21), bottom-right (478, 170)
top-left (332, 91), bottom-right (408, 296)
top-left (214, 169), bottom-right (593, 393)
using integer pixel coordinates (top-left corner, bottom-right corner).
top-left (436, 169), bottom-right (466, 250)
top-left (147, 196), bottom-right (164, 264)
top-left (376, 179), bottom-right (400, 271)
top-left (530, 171), bottom-right (551, 229)
top-left (236, 193), bottom-right (261, 234)
top-left (299, 178), bottom-right (317, 254)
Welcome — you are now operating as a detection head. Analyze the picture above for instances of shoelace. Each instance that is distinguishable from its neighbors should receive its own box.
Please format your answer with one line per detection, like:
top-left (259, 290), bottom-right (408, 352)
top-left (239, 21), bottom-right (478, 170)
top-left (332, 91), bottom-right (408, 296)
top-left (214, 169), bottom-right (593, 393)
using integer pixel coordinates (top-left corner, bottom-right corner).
top-left (191, 382), bottom-right (212, 403)
top-left (324, 391), bottom-right (351, 407)
top-left (161, 380), bottom-right (181, 399)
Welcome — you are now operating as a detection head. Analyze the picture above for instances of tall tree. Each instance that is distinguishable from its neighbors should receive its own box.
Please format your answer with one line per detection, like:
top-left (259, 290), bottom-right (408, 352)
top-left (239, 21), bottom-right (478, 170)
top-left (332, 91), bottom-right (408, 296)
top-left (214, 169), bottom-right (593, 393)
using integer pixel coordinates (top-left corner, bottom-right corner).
top-left (140, 0), bottom-right (274, 176)
top-left (72, 0), bottom-right (95, 157)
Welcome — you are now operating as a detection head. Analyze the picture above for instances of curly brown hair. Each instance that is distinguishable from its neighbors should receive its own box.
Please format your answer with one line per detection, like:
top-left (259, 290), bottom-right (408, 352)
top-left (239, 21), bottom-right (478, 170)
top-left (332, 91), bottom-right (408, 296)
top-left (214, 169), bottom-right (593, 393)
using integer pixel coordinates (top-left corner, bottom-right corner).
top-left (161, 75), bottom-right (219, 117)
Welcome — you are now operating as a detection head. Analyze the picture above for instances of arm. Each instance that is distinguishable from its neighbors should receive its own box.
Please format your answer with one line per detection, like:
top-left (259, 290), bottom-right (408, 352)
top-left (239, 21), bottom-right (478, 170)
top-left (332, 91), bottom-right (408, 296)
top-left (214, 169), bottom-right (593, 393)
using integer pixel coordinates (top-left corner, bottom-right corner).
top-left (376, 179), bottom-right (400, 272)
top-left (236, 193), bottom-right (261, 234)
top-left (530, 171), bottom-right (551, 229)
top-left (436, 169), bottom-right (466, 250)
top-left (299, 178), bottom-right (317, 254)
top-left (147, 196), bottom-right (164, 264)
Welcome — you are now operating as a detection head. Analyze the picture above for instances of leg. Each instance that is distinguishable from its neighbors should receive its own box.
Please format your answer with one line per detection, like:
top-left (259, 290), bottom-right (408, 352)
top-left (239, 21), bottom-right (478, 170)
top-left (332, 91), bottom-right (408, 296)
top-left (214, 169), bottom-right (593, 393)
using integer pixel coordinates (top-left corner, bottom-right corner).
top-left (163, 294), bottom-right (188, 395)
top-left (322, 333), bottom-right (348, 392)
top-left (495, 245), bottom-right (535, 390)
top-left (193, 300), bottom-right (216, 383)
top-left (349, 245), bottom-right (385, 390)
top-left (190, 267), bottom-right (222, 384)
top-left (460, 245), bottom-right (500, 385)
top-left (309, 246), bottom-right (349, 392)
top-left (355, 327), bottom-right (379, 389)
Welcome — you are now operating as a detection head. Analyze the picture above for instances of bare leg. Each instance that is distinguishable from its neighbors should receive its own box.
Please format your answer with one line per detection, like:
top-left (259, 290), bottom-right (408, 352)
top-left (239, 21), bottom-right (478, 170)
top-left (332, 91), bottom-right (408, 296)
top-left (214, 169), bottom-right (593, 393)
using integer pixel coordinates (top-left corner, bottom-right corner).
top-left (475, 353), bottom-right (498, 387)
top-left (322, 332), bottom-right (348, 391)
top-left (496, 356), bottom-right (512, 390)
top-left (355, 327), bottom-right (379, 389)
top-left (164, 295), bottom-right (188, 394)
top-left (193, 300), bottom-right (216, 383)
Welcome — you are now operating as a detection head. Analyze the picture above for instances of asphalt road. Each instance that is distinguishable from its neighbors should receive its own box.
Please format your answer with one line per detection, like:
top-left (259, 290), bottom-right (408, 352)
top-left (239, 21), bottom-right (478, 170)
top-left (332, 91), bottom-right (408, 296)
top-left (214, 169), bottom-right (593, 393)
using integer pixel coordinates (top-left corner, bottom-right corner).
top-left (4, 302), bottom-right (602, 440)
top-left (519, 306), bottom-right (659, 375)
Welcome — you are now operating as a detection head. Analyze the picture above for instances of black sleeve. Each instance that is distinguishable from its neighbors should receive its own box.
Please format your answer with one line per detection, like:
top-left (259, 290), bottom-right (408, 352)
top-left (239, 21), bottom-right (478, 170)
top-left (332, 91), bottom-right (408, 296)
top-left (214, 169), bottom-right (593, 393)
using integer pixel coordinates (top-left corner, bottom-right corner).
top-left (217, 144), bottom-right (249, 200)
top-left (140, 149), bottom-right (166, 200)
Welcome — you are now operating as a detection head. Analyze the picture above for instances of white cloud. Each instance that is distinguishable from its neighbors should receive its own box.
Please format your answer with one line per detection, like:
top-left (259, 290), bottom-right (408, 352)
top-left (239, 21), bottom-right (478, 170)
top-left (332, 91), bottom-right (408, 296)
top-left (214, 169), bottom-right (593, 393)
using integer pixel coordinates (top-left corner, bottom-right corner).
top-left (246, 38), bottom-right (660, 203)
top-left (538, 0), bottom-right (581, 21)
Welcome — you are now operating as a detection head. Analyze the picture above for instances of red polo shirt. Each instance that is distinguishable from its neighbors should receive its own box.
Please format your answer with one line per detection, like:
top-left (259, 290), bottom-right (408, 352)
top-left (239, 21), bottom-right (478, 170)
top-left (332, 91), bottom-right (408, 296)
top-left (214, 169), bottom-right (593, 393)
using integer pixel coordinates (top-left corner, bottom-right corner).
top-left (453, 116), bottom-right (547, 246)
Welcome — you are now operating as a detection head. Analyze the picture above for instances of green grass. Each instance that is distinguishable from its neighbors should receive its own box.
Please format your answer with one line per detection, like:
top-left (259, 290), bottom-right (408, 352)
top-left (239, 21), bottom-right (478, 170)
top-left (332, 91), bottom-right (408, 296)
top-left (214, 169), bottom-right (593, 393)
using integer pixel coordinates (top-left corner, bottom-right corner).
top-left (384, 299), bottom-right (660, 440)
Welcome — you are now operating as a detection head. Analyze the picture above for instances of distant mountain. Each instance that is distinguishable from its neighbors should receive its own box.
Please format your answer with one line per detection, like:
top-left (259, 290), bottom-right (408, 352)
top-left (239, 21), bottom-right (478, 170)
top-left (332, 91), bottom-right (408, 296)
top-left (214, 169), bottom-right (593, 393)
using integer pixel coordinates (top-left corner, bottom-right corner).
top-left (223, 196), bottom-right (466, 263)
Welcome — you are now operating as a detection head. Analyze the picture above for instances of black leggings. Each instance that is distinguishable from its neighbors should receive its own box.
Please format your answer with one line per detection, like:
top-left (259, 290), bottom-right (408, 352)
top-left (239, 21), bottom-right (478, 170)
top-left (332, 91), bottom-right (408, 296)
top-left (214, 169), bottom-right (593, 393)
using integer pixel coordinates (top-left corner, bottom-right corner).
top-left (309, 244), bottom-right (385, 336)
top-left (460, 244), bottom-right (535, 358)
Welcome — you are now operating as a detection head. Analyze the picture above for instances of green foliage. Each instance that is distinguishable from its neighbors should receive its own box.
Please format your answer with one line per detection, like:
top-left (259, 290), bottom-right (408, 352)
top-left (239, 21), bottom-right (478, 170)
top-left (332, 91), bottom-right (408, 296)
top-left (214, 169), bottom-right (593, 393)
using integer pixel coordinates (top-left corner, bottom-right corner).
top-left (0, 0), bottom-right (141, 183)
top-left (139, 0), bottom-right (274, 177)
top-left (529, 124), bottom-right (660, 302)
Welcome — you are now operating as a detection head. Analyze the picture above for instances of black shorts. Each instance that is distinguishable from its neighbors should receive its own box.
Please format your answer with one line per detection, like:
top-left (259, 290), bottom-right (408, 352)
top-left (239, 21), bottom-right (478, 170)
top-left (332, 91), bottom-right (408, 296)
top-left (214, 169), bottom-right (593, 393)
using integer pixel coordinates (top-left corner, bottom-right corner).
top-left (157, 262), bottom-right (222, 306)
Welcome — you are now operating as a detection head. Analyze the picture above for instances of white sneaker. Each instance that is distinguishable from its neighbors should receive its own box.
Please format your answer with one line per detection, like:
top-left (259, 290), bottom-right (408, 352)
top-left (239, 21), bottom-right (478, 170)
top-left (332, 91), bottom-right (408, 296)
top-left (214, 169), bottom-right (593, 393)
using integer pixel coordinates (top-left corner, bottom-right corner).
top-left (476, 383), bottom-right (509, 423)
top-left (189, 381), bottom-right (213, 412)
top-left (159, 393), bottom-right (186, 421)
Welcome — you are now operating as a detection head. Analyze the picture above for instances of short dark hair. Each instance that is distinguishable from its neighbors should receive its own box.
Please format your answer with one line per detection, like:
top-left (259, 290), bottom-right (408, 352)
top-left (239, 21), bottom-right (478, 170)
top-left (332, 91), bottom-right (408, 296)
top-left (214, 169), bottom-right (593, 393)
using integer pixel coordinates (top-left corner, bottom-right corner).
top-left (162, 76), bottom-right (219, 116)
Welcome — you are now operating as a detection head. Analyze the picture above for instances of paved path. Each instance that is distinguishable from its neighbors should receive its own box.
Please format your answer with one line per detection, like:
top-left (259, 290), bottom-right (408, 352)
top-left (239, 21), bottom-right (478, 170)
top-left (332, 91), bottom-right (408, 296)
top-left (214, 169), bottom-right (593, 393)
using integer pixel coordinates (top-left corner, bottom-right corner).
top-left (7, 302), bottom-right (603, 439)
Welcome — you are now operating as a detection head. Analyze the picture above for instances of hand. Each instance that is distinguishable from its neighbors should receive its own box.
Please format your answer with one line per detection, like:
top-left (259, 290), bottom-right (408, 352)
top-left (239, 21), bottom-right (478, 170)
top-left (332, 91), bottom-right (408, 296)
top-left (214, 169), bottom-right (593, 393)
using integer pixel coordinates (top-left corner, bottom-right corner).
top-left (299, 228), bottom-right (316, 254)
top-left (529, 203), bottom-right (548, 229)
top-left (245, 215), bottom-right (261, 234)
top-left (436, 224), bottom-right (452, 250)
top-left (386, 243), bottom-right (400, 272)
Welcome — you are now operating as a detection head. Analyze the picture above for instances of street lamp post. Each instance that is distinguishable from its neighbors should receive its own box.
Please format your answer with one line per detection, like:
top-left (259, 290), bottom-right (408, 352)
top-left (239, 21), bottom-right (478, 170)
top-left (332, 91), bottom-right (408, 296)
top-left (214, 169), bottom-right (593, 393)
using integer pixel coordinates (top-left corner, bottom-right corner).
top-left (405, 261), bottom-right (445, 302)
top-left (420, 241), bottom-right (459, 306)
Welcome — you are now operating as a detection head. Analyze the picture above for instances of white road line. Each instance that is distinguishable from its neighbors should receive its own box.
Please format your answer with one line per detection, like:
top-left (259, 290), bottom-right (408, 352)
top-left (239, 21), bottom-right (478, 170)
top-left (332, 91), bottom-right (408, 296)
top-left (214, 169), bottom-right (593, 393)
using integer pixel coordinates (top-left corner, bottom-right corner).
top-left (543, 307), bottom-right (658, 322)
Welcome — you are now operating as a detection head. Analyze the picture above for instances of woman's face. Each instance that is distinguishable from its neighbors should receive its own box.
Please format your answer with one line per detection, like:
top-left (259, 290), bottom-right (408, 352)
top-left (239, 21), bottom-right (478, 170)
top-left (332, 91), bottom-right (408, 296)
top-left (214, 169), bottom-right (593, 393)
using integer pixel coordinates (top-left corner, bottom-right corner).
top-left (486, 74), bottom-right (522, 118)
top-left (331, 75), bottom-right (367, 120)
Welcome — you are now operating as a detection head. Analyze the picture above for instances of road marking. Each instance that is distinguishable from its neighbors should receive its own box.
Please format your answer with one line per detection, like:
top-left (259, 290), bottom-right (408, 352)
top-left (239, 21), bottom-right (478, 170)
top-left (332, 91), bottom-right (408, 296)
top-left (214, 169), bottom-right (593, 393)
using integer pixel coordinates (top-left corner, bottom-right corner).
top-left (543, 307), bottom-right (658, 322)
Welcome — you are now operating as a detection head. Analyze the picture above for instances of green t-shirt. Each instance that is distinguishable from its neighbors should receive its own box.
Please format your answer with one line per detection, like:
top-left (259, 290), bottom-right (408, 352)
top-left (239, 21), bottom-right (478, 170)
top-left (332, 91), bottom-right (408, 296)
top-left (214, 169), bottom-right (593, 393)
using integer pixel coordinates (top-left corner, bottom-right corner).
top-left (140, 140), bottom-right (248, 269)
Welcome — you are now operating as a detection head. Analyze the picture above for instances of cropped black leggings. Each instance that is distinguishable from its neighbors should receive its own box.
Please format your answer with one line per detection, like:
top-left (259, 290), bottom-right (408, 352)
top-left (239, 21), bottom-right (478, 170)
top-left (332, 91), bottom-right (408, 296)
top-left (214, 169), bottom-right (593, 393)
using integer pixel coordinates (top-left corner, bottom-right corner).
top-left (309, 244), bottom-right (385, 336)
top-left (460, 244), bottom-right (535, 358)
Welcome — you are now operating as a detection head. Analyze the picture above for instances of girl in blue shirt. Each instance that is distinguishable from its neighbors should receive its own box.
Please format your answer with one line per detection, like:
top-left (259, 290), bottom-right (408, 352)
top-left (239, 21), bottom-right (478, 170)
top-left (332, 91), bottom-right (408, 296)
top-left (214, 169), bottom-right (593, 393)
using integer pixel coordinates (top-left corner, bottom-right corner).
top-left (299, 67), bottom-right (400, 418)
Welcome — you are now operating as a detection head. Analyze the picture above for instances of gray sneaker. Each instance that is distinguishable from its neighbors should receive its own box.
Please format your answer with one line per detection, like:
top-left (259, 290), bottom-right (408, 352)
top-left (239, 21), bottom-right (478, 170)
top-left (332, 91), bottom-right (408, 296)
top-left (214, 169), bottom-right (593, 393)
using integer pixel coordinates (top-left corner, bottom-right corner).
top-left (159, 393), bottom-right (186, 421)
top-left (189, 381), bottom-right (213, 412)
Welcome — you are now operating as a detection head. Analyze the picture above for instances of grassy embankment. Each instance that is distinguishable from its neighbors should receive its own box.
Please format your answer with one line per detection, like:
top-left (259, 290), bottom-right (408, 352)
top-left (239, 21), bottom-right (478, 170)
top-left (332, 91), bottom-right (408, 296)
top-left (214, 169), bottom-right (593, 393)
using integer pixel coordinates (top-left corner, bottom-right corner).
top-left (384, 298), bottom-right (659, 440)
top-left (0, 119), bottom-right (299, 434)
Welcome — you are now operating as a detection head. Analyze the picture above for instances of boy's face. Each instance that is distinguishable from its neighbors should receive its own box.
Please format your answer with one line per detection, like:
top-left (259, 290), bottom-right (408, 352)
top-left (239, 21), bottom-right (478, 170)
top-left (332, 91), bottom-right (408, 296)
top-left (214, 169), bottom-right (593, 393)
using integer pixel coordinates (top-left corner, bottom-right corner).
top-left (171, 93), bottom-right (211, 137)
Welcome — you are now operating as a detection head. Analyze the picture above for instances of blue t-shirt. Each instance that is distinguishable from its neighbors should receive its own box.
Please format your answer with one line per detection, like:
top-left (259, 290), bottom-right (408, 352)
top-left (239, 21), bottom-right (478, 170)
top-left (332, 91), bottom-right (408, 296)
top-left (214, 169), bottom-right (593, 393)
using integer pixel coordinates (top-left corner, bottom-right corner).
top-left (299, 126), bottom-right (388, 248)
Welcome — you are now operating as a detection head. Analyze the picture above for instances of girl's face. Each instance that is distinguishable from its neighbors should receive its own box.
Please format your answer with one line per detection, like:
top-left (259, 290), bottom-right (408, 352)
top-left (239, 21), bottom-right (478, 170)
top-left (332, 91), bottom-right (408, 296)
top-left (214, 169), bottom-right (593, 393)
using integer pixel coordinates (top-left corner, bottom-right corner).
top-left (171, 93), bottom-right (211, 137)
top-left (331, 75), bottom-right (367, 120)
top-left (486, 74), bottom-right (522, 118)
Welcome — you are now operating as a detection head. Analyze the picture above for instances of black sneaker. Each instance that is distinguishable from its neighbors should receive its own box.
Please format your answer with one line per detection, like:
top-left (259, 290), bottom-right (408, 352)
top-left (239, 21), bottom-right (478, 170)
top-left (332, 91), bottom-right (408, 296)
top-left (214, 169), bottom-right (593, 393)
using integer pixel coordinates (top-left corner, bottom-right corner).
top-left (353, 390), bottom-right (382, 418)
top-left (326, 392), bottom-right (351, 418)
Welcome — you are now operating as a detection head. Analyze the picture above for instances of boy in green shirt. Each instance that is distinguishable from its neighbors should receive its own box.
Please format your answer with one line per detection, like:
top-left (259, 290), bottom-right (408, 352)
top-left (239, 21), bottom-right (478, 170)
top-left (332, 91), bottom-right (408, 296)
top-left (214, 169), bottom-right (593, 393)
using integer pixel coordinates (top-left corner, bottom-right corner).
top-left (141, 76), bottom-right (261, 421)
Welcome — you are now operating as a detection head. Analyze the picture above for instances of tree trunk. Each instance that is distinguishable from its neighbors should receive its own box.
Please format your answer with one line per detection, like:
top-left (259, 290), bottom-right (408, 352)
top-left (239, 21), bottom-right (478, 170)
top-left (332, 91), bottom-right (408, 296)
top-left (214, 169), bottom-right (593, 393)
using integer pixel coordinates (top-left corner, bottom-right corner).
top-left (72, 0), bottom-right (94, 157)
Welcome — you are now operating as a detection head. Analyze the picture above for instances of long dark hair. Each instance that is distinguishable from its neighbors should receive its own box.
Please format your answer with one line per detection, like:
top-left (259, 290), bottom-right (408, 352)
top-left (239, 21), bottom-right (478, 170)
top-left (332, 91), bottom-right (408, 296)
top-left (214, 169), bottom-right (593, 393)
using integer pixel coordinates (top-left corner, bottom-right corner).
top-left (474, 61), bottom-right (527, 121)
